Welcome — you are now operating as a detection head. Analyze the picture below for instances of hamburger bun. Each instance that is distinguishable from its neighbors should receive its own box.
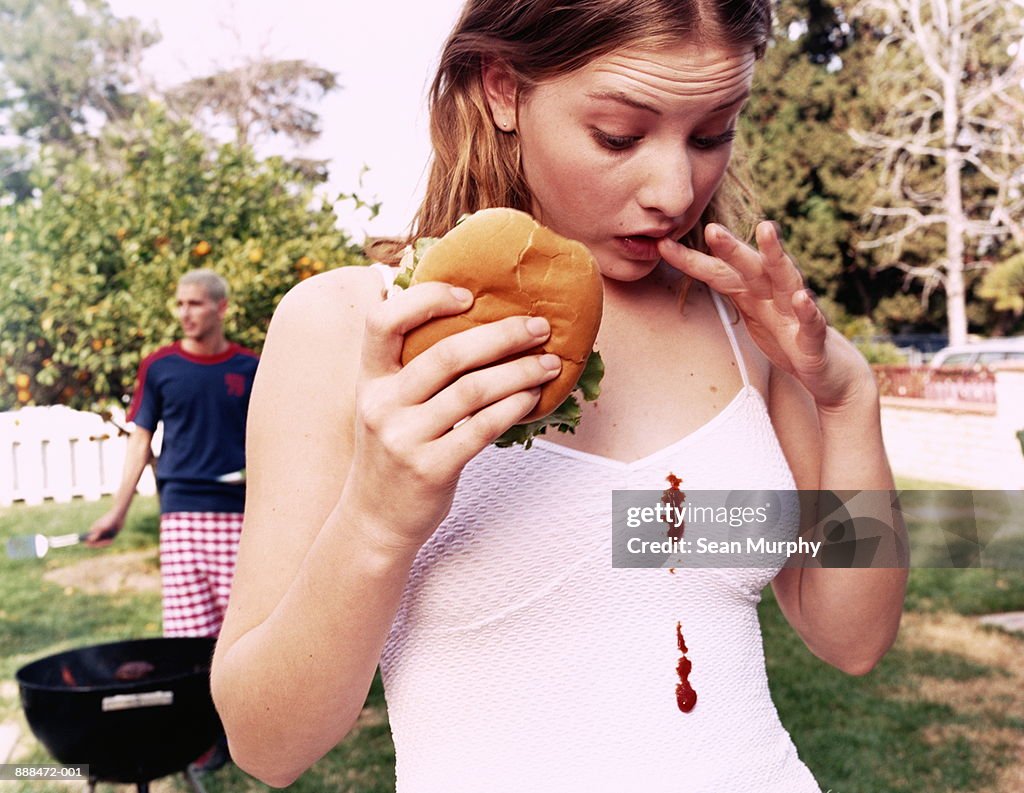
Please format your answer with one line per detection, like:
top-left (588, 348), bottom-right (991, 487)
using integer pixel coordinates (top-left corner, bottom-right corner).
top-left (400, 207), bottom-right (603, 423)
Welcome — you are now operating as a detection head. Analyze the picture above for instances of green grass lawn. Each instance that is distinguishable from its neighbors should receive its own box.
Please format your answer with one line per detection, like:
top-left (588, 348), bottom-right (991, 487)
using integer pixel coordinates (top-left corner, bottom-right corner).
top-left (2, 491), bottom-right (1022, 792)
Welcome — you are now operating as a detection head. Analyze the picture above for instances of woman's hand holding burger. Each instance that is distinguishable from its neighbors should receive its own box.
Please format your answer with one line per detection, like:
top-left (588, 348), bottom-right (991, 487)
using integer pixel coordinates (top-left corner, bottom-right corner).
top-left (340, 207), bottom-right (604, 555)
top-left (657, 221), bottom-right (876, 413)
top-left (341, 279), bottom-right (562, 555)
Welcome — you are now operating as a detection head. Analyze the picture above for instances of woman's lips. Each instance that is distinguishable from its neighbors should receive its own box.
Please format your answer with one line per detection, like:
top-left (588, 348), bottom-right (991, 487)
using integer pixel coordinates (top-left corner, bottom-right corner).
top-left (614, 235), bottom-right (666, 261)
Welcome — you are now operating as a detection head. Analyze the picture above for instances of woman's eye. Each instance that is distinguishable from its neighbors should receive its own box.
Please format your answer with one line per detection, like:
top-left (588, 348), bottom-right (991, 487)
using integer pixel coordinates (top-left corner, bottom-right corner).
top-left (692, 129), bottom-right (738, 150)
top-left (592, 129), bottom-right (642, 151)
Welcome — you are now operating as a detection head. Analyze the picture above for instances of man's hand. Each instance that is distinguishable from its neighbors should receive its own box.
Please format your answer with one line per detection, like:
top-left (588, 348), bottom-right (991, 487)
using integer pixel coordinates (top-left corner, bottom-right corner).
top-left (85, 512), bottom-right (123, 547)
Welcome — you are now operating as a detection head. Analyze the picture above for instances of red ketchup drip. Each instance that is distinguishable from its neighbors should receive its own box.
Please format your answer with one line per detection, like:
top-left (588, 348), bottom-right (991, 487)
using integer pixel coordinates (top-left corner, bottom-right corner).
top-left (675, 621), bottom-right (697, 713)
top-left (661, 472), bottom-right (686, 540)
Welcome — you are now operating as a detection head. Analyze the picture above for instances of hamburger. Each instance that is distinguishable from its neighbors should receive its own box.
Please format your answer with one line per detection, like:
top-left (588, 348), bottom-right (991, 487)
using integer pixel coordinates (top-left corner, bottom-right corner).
top-left (395, 207), bottom-right (605, 448)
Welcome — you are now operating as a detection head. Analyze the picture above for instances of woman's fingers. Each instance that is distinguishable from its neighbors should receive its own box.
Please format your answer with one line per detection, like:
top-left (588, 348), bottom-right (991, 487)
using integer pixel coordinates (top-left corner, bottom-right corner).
top-left (793, 289), bottom-right (829, 357)
top-left (431, 387), bottom-right (548, 470)
top-left (397, 315), bottom-right (553, 405)
top-left (662, 221), bottom-right (836, 376)
top-left (665, 222), bottom-right (808, 323)
top-left (754, 222), bottom-right (805, 310)
top-left (657, 237), bottom-right (746, 294)
top-left (417, 352), bottom-right (562, 438)
top-left (360, 281), bottom-right (475, 379)
top-left (705, 224), bottom-right (774, 300)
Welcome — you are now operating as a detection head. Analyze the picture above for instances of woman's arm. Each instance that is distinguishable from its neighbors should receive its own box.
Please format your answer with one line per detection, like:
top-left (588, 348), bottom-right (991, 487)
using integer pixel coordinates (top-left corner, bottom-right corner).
top-left (768, 366), bottom-right (907, 675)
top-left (658, 222), bottom-right (908, 676)
top-left (212, 268), bottom-right (410, 786)
top-left (211, 267), bottom-right (561, 786)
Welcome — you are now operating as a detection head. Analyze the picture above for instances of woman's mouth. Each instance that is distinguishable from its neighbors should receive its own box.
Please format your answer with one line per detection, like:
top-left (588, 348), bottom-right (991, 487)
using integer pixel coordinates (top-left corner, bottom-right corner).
top-left (614, 235), bottom-right (666, 262)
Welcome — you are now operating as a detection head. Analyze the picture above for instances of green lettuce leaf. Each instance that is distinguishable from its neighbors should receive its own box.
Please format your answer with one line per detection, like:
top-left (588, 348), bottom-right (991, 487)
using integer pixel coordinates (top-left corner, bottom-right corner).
top-left (494, 350), bottom-right (604, 449)
top-left (393, 235), bottom-right (440, 289)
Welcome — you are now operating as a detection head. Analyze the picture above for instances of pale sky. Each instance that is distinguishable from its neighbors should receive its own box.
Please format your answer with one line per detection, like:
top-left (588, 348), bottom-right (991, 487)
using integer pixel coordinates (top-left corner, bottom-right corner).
top-left (106, 0), bottom-right (468, 240)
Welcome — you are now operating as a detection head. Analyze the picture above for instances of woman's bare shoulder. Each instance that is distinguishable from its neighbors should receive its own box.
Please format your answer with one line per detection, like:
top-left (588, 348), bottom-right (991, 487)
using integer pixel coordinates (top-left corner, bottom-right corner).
top-left (257, 265), bottom-right (386, 388)
top-left (272, 264), bottom-right (387, 331)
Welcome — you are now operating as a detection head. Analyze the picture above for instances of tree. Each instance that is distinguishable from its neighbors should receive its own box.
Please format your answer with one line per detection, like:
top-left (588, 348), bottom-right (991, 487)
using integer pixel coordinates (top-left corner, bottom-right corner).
top-left (166, 57), bottom-right (338, 179)
top-left (166, 57), bottom-right (338, 183)
top-left (746, 1), bottom-right (904, 331)
top-left (774, 0), bottom-right (855, 65)
top-left (0, 0), bottom-right (157, 196)
top-left (978, 250), bottom-right (1024, 333)
top-left (0, 105), bottom-right (365, 411)
top-left (850, 0), bottom-right (1024, 345)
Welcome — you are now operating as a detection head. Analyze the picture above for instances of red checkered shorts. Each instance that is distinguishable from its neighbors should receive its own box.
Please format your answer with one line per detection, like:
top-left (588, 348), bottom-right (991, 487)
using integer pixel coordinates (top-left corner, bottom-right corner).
top-left (159, 511), bottom-right (243, 638)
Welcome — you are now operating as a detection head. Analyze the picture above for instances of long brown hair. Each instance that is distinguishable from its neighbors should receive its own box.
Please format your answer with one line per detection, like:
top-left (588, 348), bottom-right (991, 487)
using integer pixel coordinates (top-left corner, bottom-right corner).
top-left (375, 0), bottom-right (771, 263)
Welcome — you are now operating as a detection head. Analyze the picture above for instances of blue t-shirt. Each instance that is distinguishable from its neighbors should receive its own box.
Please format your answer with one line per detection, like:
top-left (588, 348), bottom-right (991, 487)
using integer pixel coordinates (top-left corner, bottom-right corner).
top-left (127, 341), bottom-right (260, 514)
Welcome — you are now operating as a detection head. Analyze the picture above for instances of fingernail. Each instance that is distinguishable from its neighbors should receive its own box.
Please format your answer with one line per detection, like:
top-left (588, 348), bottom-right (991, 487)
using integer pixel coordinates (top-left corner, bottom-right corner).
top-left (539, 353), bottom-right (561, 371)
top-left (526, 317), bottom-right (550, 337)
top-left (451, 286), bottom-right (473, 303)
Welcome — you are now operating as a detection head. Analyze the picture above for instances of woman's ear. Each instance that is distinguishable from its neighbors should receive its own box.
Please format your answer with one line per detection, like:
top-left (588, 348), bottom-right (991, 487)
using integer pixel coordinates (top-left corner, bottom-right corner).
top-left (481, 62), bottom-right (518, 132)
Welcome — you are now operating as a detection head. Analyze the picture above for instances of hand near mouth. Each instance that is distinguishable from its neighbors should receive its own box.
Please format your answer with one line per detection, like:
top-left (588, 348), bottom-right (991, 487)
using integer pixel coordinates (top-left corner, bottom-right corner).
top-left (657, 221), bottom-right (875, 411)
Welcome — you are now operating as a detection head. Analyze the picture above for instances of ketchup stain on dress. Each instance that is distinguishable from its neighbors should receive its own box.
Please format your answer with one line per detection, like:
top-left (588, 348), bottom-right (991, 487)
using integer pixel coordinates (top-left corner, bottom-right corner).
top-left (675, 621), bottom-right (697, 713)
top-left (665, 472), bottom-right (696, 712)
top-left (662, 472), bottom-right (685, 541)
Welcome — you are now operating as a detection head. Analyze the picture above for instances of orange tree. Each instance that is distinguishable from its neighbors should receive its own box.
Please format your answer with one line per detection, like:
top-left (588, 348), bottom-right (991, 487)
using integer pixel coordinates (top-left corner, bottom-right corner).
top-left (0, 104), bottom-right (366, 411)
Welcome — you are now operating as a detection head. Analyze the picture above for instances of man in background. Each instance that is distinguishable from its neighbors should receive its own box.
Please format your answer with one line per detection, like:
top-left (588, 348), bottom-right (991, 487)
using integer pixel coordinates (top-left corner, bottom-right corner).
top-left (87, 268), bottom-right (258, 637)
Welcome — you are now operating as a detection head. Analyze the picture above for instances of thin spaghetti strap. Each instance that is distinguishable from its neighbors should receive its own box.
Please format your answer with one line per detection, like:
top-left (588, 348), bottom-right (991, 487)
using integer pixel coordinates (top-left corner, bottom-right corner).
top-left (367, 261), bottom-right (401, 297)
top-left (710, 291), bottom-right (751, 388)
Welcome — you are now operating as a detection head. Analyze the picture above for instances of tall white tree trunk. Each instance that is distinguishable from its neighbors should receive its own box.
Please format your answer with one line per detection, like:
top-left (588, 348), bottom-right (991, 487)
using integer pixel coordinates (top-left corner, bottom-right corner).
top-left (943, 0), bottom-right (968, 345)
top-left (852, 0), bottom-right (1024, 343)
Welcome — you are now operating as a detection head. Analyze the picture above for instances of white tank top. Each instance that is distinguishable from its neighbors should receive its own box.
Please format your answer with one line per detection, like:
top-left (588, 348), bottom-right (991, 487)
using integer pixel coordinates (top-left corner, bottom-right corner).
top-left (371, 263), bottom-right (822, 792)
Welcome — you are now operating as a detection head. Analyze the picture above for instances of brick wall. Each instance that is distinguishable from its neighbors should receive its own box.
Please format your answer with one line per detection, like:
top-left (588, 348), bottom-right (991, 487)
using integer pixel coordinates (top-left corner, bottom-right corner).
top-left (880, 363), bottom-right (1024, 489)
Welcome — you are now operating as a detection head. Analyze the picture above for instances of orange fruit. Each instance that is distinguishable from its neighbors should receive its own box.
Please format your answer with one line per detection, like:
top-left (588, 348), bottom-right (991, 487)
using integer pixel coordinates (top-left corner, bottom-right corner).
top-left (193, 240), bottom-right (212, 256)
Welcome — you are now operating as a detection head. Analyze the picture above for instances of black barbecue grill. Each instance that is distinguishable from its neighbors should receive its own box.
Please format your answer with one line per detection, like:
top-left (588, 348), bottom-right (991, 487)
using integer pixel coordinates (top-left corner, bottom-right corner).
top-left (16, 637), bottom-right (222, 793)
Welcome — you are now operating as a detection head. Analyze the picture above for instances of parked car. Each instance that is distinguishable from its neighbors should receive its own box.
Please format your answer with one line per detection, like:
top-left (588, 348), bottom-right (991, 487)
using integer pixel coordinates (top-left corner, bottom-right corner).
top-left (923, 337), bottom-right (1024, 402)
top-left (929, 337), bottom-right (1024, 368)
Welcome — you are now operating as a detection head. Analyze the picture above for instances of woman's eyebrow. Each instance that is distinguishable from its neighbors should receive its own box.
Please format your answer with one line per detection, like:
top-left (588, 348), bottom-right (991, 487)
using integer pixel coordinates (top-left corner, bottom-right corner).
top-left (585, 89), bottom-right (661, 114)
top-left (712, 89), bottom-right (751, 112)
top-left (585, 88), bottom-right (752, 114)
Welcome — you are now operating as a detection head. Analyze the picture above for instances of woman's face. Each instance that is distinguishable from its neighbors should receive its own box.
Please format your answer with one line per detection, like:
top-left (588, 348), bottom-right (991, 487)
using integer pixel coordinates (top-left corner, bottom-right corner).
top-left (487, 39), bottom-right (756, 282)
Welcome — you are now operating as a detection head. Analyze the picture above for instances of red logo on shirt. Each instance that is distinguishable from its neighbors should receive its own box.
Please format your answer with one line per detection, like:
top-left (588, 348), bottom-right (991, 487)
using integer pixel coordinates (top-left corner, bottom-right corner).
top-left (225, 373), bottom-right (246, 397)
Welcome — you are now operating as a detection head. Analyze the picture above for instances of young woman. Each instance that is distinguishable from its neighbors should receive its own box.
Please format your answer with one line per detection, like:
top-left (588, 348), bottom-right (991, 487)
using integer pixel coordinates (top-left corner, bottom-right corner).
top-left (211, 1), bottom-right (908, 790)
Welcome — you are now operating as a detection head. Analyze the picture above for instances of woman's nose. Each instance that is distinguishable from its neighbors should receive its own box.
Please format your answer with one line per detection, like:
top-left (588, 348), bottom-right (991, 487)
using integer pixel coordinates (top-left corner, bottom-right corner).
top-left (637, 148), bottom-right (694, 220)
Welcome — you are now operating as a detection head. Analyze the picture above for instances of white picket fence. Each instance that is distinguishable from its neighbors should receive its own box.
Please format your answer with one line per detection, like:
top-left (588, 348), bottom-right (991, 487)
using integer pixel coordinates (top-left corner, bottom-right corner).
top-left (0, 406), bottom-right (157, 507)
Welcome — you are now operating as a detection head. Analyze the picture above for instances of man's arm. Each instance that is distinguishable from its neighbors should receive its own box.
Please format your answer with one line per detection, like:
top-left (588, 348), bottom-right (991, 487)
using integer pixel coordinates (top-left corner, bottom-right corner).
top-left (85, 426), bottom-right (154, 546)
